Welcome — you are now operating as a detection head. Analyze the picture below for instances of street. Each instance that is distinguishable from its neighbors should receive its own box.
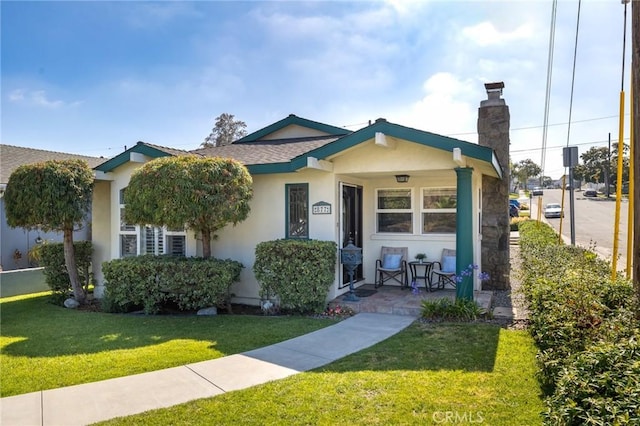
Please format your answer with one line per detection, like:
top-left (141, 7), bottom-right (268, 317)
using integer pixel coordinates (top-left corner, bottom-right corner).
top-left (527, 188), bottom-right (631, 273)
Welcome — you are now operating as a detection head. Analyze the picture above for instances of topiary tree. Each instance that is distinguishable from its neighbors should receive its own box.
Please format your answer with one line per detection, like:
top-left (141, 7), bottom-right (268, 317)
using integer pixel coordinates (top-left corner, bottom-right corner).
top-left (3, 159), bottom-right (94, 304)
top-left (124, 156), bottom-right (253, 258)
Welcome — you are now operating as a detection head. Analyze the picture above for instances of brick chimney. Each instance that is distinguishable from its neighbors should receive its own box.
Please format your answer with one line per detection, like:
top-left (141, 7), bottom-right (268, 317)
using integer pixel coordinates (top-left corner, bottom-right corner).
top-left (478, 82), bottom-right (510, 290)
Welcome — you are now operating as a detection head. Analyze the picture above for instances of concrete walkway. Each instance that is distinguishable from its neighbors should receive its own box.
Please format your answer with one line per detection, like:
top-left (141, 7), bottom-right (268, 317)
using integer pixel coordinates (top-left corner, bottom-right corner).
top-left (0, 313), bottom-right (416, 426)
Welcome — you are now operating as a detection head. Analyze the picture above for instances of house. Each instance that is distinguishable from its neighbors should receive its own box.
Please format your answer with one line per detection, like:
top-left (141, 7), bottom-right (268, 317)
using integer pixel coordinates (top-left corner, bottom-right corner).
top-left (91, 84), bottom-right (511, 304)
top-left (0, 145), bottom-right (103, 271)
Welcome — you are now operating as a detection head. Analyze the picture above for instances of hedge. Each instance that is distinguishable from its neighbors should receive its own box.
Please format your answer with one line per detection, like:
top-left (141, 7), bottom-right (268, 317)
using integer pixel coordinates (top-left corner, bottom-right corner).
top-left (37, 241), bottom-right (93, 304)
top-left (518, 220), bottom-right (639, 425)
top-left (253, 239), bottom-right (337, 314)
top-left (102, 256), bottom-right (242, 314)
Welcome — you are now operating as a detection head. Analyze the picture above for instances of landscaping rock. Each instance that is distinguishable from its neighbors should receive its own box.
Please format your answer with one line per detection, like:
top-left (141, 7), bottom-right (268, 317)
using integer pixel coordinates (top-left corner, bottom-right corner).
top-left (197, 307), bottom-right (217, 316)
top-left (64, 298), bottom-right (80, 309)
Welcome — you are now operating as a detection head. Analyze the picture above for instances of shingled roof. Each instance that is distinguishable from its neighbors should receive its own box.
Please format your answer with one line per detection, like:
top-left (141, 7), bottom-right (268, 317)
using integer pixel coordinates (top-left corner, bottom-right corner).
top-left (0, 144), bottom-right (105, 184)
top-left (191, 135), bottom-right (340, 165)
top-left (93, 115), bottom-right (502, 178)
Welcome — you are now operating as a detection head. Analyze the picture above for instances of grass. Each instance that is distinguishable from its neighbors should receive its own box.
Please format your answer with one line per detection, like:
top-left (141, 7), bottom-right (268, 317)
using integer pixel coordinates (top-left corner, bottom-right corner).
top-left (0, 292), bottom-right (333, 397)
top-left (98, 323), bottom-right (544, 425)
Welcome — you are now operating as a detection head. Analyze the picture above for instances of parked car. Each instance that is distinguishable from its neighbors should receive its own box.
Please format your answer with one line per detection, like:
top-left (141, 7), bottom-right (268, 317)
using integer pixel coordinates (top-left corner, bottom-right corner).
top-left (532, 187), bottom-right (544, 196)
top-left (544, 203), bottom-right (564, 218)
top-left (583, 189), bottom-right (597, 197)
top-left (509, 199), bottom-right (520, 218)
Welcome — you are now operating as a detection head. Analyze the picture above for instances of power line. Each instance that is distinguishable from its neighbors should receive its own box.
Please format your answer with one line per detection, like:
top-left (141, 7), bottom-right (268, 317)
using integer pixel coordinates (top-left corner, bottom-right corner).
top-left (446, 114), bottom-right (625, 137)
top-left (511, 137), bottom-right (631, 154)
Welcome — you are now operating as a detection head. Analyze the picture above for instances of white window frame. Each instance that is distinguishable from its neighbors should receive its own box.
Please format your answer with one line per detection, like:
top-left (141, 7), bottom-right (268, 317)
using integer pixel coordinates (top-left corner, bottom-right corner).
top-left (421, 187), bottom-right (457, 234)
top-left (375, 188), bottom-right (414, 234)
top-left (119, 188), bottom-right (138, 257)
top-left (118, 187), bottom-right (186, 258)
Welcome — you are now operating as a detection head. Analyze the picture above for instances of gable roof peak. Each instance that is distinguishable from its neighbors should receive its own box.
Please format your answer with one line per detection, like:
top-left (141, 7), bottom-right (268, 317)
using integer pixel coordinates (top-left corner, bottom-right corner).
top-left (236, 114), bottom-right (351, 143)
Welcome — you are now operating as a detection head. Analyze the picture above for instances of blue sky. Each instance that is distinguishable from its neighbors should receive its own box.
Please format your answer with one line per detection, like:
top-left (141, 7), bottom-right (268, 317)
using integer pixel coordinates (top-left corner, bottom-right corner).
top-left (1, 1), bottom-right (633, 179)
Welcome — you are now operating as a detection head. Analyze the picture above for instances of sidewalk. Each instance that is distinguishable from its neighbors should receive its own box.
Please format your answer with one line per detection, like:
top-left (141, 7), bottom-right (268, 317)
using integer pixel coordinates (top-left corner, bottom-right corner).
top-left (0, 313), bottom-right (416, 426)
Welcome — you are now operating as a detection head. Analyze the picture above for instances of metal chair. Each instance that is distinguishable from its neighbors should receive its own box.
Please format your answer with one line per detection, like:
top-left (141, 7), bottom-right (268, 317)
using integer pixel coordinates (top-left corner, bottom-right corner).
top-left (375, 246), bottom-right (409, 288)
top-left (431, 248), bottom-right (457, 289)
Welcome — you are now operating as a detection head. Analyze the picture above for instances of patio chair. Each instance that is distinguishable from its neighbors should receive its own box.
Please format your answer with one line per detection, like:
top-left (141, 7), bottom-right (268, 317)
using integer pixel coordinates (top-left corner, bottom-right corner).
top-left (375, 246), bottom-right (409, 288)
top-left (431, 248), bottom-right (457, 289)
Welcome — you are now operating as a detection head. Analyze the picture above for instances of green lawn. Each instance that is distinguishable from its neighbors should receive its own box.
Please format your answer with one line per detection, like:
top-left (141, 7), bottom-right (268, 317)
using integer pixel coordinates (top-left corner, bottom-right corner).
top-left (99, 323), bottom-right (543, 425)
top-left (0, 292), bottom-right (333, 397)
top-left (2, 293), bottom-right (544, 425)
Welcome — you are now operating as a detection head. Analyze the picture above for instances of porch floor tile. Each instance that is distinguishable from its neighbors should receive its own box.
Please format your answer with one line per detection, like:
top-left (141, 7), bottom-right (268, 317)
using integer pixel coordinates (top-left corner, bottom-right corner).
top-left (328, 284), bottom-right (459, 317)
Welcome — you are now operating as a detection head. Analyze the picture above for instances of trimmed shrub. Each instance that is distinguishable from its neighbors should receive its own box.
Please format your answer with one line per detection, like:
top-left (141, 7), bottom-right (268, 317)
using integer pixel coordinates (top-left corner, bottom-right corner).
top-left (420, 297), bottom-right (483, 321)
top-left (38, 241), bottom-right (93, 304)
top-left (254, 239), bottom-right (337, 314)
top-left (518, 220), bottom-right (639, 423)
top-left (102, 256), bottom-right (242, 314)
top-left (510, 216), bottom-right (530, 231)
top-left (544, 337), bottom-right (640, 425)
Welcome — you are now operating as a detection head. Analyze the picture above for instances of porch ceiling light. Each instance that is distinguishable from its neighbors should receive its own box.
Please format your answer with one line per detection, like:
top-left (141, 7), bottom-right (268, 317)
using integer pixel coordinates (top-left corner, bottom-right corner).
top-left (395, 174), bottom-right (410, 183)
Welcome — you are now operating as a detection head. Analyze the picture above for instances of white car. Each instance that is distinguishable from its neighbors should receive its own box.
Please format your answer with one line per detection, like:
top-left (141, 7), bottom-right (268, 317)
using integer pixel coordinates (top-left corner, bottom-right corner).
top-left (544, 203), bottom-right (564, 219)
top-left (532, 187), bottom-right (544, 196)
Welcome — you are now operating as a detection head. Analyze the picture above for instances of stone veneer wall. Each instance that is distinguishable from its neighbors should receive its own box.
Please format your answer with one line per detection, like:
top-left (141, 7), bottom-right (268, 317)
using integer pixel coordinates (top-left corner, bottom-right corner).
top-left (477, 87), bottom-right (511, 290)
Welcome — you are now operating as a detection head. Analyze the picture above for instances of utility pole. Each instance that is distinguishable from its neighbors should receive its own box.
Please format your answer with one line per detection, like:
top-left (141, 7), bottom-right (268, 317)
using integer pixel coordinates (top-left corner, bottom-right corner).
top-left (632, 0), bottom-right (639, 294)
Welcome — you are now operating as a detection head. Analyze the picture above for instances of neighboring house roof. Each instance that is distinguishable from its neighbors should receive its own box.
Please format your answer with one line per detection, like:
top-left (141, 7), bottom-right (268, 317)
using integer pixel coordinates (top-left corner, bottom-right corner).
top-left (93, 116), bottom-right (502, 179)
top-left (94, 141), bottom-right (197, 173)
top-left (0, 144), bottom-right (104, 184)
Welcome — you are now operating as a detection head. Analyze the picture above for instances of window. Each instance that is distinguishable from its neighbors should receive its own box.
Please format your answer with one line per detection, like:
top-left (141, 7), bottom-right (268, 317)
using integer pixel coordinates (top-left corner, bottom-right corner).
top-left (118, 186), bottom-right (186, 257)
top-left (119, 188), bottom-right (137, 257)
top-left (422, 188), bottom-right (456, 234)
top-left (286, 183), bottom-right (308, 239)
top-left (376, 188), bottom-right (413, 233)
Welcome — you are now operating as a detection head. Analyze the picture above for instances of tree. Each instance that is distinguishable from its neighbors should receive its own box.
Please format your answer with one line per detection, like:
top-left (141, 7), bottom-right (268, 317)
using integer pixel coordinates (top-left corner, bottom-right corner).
top-left (202, 113), bottom-right (247, 148)
top-left (580, 145), bottom-right (629, 197)
top-left (512, 159), bottom-right (542, 190)
top-left (124, 156), bottom-right (253, 258)
top-left (580, 146), bottom-right (610, 187)
top-left (3, 160), bottom-right (94, 303)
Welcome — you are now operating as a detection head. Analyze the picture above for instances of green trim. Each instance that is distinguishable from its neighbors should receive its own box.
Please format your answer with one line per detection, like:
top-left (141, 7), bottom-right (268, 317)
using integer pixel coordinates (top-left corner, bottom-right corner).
top-left (285, 183), bottom-right (309, 239)
top-left (237, 114), bottom-right (350, 143)
top-left (454, 167), bottom-right (474, 300)
top-left (95, 143), bottom-right (173, 173)
top-left (287, 120), bottom-right (501, 178)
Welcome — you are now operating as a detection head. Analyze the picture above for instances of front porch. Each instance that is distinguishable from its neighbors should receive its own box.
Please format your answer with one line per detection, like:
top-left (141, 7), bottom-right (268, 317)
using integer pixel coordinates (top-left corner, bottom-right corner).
top-left (328, 284), bottom-right (493, 317)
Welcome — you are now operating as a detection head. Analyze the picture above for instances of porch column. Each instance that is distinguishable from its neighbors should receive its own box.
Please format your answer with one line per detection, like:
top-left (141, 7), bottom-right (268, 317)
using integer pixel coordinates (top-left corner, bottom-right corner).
top-left (455, 167), bottom-right (474, 300)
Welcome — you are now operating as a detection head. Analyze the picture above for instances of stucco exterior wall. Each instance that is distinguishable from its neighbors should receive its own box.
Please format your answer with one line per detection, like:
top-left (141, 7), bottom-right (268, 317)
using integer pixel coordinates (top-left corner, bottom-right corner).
top-left (92, 136), bottom-right (492, 304)
top-left (91, 180), bottom-right (111, 298)
top-left (0, 197), bottom-right (92, 272)
top-left (213, 169), bottom-right (339, 304)
top-left (261, 124), bottom-right (333, 140)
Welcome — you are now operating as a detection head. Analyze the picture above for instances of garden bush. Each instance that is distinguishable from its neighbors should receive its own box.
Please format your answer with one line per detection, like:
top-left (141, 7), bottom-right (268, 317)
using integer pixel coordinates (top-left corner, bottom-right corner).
top-left (38, 241), bottom-right (93, 304)
top-left (102, 256), bottom-right (242, 314)
top-left (420, 297), bottom-right (483, 321)
top-left (518, 220), bottom-right (639, 423)
top-left (253, 239), bottom-right (337, 314)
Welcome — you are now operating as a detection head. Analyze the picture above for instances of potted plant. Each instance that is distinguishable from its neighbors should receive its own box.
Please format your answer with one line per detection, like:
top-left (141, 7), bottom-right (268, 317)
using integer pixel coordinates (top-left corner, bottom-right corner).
top-left (415, 253), bottom-right (427, 263)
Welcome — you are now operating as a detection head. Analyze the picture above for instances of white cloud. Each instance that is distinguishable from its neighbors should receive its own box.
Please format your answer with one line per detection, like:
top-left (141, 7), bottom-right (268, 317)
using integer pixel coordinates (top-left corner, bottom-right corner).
top-left (399, 72), bottom-right (480, 141)
top-left (8, 89), bottom-right (25, 102)
top-left (122, 3), bottom-right (202, 29)
top-left (31, 91), bottom-right (64, 108)
top-left (7, 89), bottom-right (75, 109)
top-left (462, 21), bottom-right (534, 47)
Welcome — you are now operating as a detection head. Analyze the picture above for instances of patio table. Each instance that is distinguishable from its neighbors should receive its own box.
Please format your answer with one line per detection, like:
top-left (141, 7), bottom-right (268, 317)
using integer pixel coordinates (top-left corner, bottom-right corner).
top-left (408, 261), bottom-right (434, 291)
